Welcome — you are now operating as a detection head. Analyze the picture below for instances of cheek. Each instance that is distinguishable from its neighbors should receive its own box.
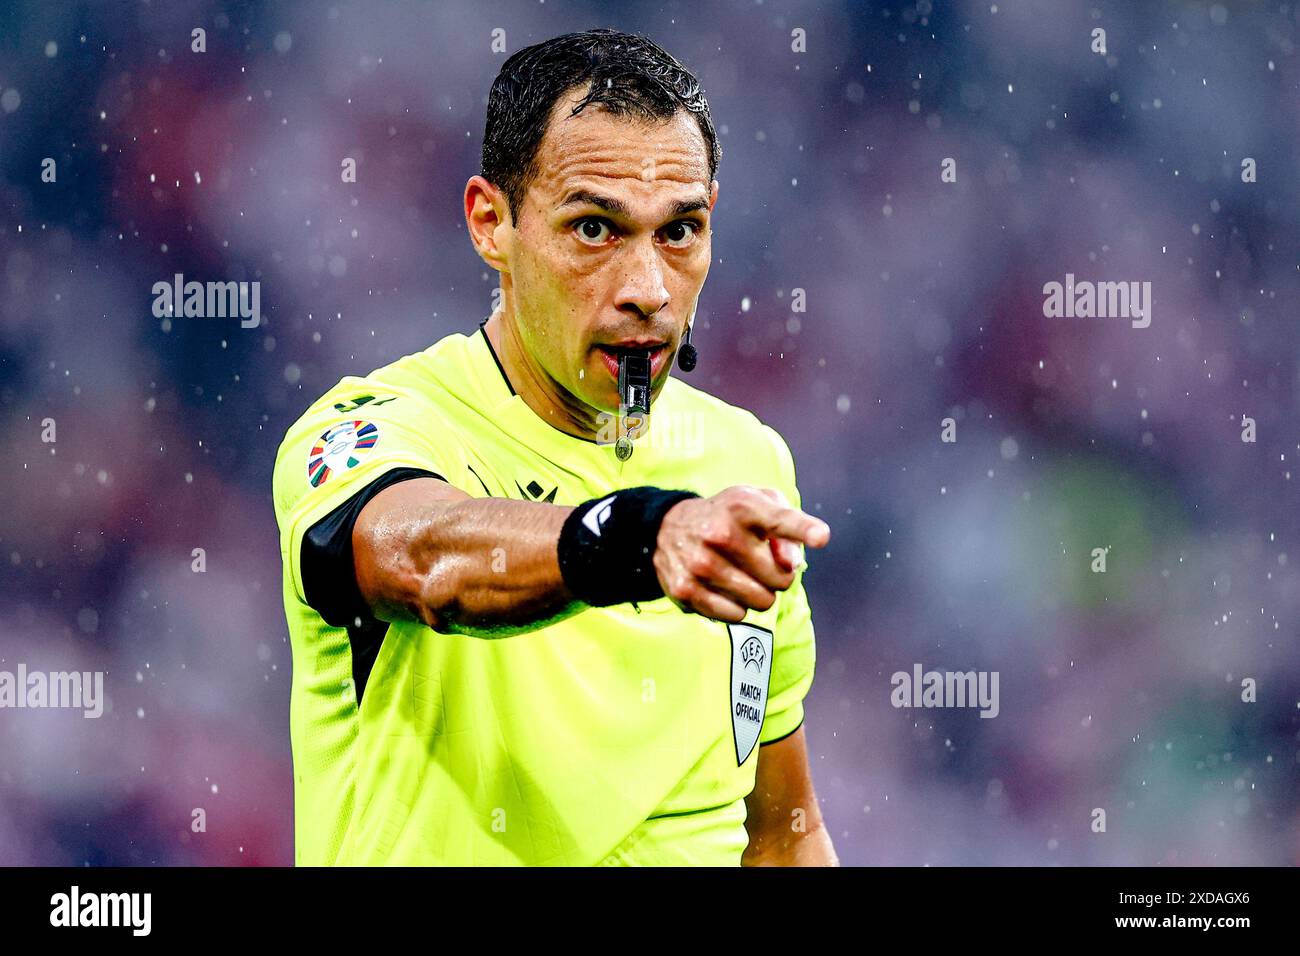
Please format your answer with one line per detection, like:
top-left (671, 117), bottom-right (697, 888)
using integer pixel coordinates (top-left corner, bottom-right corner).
top-left (539, 252), bottom-right (609, 343)
top-left (520, 235), bottom-right (592, 303)
top-left (515, 243), bottom-right (598, 370)
top-left (668, 250), bottom-right (710, 296)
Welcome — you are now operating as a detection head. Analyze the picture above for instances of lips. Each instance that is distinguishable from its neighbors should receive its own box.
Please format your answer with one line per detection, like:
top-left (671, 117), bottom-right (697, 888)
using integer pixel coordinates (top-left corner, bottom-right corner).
top-left (596, 343), bottom-right (670, 380)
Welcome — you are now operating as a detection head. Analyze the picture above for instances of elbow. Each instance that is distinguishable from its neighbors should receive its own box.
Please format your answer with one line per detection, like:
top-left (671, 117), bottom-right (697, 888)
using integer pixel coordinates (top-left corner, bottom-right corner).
top-left (399, 552), bottom-right (467, 633)
top-left (354, 528), bottom-right (463, 632)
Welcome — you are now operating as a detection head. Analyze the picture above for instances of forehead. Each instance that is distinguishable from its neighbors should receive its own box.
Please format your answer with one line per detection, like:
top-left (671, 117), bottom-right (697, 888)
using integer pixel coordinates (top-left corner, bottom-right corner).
top-left (528, 86), bottom-right (712, 203)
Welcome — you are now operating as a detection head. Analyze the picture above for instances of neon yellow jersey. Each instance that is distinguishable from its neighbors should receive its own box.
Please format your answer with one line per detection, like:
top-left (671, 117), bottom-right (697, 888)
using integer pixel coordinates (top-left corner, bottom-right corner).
top-left (272, 322), bottom-right (818, 866)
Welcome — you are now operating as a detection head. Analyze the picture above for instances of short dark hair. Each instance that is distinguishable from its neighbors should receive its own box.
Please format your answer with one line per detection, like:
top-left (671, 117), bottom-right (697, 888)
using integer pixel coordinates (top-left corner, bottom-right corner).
top-left (481, 28), bottom-right (722, 223)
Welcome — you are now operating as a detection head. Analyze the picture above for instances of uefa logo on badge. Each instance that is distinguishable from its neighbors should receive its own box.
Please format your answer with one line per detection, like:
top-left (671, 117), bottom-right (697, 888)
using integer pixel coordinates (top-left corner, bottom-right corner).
top-left (306, 420), bottom-right (379, 487)
top-left (738, 635), bottom-right (766, 673)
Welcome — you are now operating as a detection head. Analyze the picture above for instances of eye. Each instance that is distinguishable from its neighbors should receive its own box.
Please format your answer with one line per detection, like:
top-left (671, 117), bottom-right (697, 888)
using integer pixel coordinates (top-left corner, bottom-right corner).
top-left (659, 220), bottom-right (699, 248)
top-left (574, 217), bottom-right (614, 245)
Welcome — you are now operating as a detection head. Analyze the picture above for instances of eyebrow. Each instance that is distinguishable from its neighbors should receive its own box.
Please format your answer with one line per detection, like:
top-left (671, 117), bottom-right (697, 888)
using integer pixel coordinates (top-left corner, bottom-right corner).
top-left (557, 189), bottom-right (710, 220)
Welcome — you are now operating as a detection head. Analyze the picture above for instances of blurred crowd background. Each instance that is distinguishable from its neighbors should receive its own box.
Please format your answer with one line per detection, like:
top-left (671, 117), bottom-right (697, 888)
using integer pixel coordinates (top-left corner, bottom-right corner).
top-left (1, 0), bottom-right (1297, 865)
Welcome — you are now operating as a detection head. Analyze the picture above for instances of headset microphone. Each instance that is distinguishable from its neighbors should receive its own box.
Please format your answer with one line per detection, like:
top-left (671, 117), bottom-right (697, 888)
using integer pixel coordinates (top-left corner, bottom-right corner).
top-left (677, 316), bottom-right (698, 373)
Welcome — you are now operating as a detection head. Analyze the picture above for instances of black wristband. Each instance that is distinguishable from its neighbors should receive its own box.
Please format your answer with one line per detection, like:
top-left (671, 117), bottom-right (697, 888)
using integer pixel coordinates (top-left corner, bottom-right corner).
top-left (557, 486), bottom-right (700, 607)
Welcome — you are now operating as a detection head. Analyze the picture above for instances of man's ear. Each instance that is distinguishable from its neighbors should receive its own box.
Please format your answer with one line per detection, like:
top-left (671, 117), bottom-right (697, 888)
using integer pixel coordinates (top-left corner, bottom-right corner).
top-left (464, 175), bottom-right (511, 271)
top-left (708, 178), bottom-right (719, 211)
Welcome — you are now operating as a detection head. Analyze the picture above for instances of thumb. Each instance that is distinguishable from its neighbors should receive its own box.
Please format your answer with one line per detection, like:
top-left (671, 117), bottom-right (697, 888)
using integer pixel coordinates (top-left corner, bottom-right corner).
top-left (770, 535), bottom-right (802, 572)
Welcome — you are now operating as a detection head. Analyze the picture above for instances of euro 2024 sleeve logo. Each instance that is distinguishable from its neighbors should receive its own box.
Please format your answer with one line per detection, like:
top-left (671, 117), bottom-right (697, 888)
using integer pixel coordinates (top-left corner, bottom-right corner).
top-left (306, 420), bottom-right (379, 487)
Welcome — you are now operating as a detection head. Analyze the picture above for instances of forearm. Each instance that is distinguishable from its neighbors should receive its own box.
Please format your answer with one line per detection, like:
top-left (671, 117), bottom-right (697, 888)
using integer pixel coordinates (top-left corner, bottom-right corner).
top-left (352, 478), bottom-right (819, 638)
top-left (742, 819), bottom-right (839, 867)
top-left (356, 490), bottom-right (584, 637)
top-left (742, 727), bottom-right (837, 866)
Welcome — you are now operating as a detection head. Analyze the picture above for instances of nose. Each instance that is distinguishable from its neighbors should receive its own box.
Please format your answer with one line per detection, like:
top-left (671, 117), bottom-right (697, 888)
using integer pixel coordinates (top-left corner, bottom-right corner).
top-left (614, 237), bottom-right (670, 319)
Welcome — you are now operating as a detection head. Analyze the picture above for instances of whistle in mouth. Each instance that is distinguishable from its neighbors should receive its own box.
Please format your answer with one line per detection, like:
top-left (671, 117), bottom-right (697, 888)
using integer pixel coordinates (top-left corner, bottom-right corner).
top-left (615, 350), bottom-right (651, 461)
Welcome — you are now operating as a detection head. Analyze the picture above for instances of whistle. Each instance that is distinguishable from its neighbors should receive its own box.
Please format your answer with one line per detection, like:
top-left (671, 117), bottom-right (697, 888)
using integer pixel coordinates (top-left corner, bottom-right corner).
top-left (615, 350), bottom-right (651, 461)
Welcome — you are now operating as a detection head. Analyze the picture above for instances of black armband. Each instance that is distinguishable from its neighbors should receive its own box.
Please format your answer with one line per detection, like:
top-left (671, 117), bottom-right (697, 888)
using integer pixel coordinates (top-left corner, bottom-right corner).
top-left (556, 486), bottom-right (700, 607)
top-left (301, 466), bottom-right (444, 628)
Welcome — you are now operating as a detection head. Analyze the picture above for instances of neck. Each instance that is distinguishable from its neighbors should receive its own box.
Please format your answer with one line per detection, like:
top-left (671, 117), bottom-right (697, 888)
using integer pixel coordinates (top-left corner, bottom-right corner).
top-left (484, 308), bottom-right (609, 442)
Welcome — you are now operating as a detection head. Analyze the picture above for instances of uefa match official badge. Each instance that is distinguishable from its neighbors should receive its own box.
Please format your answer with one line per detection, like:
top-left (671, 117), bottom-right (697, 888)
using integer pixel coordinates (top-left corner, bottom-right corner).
top-left (727, 623), bottom-right (774, 765)
top-left (306, 420), bottom-right (379, 487)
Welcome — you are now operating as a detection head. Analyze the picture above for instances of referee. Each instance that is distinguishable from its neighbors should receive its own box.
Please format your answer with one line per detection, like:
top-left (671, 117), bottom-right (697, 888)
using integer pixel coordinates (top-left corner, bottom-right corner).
top-left (273, 28), bottom-right (836, 866)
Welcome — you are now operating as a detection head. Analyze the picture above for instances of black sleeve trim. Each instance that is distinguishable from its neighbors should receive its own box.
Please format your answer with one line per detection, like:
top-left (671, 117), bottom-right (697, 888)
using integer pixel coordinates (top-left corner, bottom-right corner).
top-left (760, 716), bottom-right (805, 747)
top-left (301, 466), bottom-right (445, 628)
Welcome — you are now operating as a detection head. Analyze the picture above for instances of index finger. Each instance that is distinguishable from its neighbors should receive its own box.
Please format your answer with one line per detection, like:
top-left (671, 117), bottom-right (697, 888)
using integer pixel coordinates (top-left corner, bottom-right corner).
top-left (765, 506), bottom-right (830, 548)
top-left (738, 489), bottom-right (830, 548)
